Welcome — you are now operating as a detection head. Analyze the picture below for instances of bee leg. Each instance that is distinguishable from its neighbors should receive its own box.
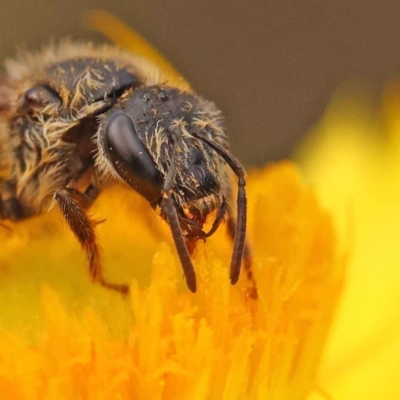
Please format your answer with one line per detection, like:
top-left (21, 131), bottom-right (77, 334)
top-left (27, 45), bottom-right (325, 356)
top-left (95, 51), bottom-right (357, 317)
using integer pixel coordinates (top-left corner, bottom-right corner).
top-left (0, 220), bottom-right (12, 231)
top-left (0, 181), bottom-right (26, 221)
top-left (227, 213), bottom-right (257, 299)
top-left (0, 197), bottom-right (25, 221)
top-left (53, 188), bottom-right (129, 295)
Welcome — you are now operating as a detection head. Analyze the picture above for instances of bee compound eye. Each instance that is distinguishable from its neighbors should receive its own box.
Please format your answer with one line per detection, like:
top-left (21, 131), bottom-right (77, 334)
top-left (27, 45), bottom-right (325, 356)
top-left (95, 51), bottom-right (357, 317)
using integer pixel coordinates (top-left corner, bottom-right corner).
top-left (104, 112), bottom-right (162, 200)
top-left (21, 85), bottom-right (61, 110)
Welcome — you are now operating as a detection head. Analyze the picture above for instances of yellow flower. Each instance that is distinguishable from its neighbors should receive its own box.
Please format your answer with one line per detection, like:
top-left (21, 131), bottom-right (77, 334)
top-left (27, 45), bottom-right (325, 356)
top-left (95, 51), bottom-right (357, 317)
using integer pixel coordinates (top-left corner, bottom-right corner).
top-left (296, 83), bottom-right (400, 399)
top-left (0, 163), bottom-right (342, 399)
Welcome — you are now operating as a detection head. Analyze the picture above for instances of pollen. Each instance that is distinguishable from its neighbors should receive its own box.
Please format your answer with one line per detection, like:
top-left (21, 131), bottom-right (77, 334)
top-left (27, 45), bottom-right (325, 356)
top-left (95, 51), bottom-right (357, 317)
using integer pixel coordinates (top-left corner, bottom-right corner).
top-left (0, 162), bottom-right (344, 399)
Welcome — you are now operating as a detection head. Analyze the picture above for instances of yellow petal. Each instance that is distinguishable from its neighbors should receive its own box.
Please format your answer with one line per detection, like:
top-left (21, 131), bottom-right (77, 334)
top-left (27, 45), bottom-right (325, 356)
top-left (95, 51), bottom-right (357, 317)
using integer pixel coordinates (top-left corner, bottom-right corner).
top-left (295, 83), bottom-right (400, 399)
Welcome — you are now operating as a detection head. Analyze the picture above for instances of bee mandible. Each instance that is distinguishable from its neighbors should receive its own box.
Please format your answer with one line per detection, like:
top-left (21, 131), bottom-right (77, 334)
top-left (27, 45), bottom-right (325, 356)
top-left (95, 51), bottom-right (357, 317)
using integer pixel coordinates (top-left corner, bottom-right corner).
top-left (0, 40), bottom-right (251, 294)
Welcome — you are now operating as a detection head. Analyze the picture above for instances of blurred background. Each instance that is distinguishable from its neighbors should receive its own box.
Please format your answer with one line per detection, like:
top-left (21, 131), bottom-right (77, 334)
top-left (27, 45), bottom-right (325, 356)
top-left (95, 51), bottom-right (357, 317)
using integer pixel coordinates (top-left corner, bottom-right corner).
top-left (2, 1), bottom-right (400, 166)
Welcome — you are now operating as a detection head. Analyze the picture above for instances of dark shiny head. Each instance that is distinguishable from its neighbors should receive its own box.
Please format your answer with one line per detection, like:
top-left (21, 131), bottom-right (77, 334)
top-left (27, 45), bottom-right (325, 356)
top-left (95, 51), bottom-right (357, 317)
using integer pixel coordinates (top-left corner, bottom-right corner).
top-left (99, 85), bottom-right (229, 218)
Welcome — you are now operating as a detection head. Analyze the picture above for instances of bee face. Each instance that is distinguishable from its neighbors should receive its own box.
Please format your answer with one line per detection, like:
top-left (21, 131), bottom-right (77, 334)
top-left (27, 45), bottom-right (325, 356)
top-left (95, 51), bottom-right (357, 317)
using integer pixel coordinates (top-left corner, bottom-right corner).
top-left (98, 86), bottom-right (229, 232)
top-left (0, 41), bottom-right (250, 294)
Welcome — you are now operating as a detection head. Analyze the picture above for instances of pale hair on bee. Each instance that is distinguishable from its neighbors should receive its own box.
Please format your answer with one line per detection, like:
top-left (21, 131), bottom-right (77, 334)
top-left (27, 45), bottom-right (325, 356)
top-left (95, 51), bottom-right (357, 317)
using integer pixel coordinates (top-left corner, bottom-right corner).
top-left (0, 32), bottom-right (255, 296)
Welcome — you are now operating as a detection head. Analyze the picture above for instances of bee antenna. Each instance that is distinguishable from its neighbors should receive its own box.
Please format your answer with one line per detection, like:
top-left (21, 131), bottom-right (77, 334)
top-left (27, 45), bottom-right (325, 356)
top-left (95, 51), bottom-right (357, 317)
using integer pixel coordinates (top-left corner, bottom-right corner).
top-left (162, 135), bottom-right (197, 292)
top-left (192, 134), bottom-right (247, 285)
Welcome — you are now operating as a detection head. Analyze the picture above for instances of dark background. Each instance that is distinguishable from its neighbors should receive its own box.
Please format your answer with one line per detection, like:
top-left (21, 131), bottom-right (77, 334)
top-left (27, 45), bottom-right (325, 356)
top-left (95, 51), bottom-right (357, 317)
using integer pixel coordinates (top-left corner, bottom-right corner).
top-left (1, 0), bottom-right (400, 166)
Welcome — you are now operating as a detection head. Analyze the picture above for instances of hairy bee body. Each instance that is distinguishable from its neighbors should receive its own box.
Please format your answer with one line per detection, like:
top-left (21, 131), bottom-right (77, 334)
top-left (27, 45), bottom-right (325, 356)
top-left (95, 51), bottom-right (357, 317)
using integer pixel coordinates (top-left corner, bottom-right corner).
top-left (0, 42), bottom-right (192, 217)
top-left (0, 41), bottom-right (248, 293)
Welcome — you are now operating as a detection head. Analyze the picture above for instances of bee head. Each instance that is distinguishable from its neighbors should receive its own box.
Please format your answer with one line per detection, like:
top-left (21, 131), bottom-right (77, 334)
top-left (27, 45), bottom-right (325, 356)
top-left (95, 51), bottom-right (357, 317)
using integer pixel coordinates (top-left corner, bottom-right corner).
top-left (98, 86), bottom-right (229, 226)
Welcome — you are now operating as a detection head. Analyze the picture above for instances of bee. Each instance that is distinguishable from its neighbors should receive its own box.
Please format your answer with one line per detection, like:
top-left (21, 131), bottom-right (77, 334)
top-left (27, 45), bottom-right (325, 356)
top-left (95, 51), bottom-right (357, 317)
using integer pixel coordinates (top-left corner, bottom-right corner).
top-left (0, 39), bottom-right (252, 294)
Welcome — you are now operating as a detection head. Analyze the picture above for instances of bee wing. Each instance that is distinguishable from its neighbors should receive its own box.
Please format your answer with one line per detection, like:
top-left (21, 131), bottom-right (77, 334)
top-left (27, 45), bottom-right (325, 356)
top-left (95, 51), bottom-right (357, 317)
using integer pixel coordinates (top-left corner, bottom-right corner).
top-left (85, 10), bottom-right (191, 90)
